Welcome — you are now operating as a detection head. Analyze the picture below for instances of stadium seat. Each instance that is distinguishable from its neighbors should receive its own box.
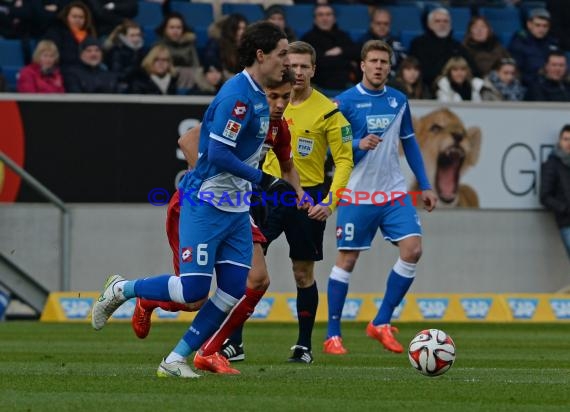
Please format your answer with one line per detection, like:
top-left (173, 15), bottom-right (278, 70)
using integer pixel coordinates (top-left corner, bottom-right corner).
top-left (386, 5), bottom-right (423, 38)
top-left (400, 29), bottom-right (423, 51)
top-left (135, 1), bottom-right (163, 29)
top-left (170, 3), bottom-right (214, 32)
top-left (282, 5), bottom-right (314, 39)
top-left (449, 7), bottom-right (471, 33)
top-left (479, 7), bottom-right (522, 36)
top-left (452, 30), bottom-right (466, 43)
top-left (0, 39), bottom-right (25, 66)
top-left (348, 28), bottom-right (367, 44)
top-left (333, 4), bottom-right (369, 32)
top-left (221, 3), bottom-right (264, 22)
top-left (2, 65), bottom-right (21, 92)
top-left (498, 31), bottom-right (515, 47)
top-left (142, 26), bottom-right (157, 46)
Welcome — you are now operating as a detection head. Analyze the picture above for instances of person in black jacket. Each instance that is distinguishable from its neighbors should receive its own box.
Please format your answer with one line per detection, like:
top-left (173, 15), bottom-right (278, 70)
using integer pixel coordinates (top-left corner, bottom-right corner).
top-left (128, 44), bottom-right (177, 95)
top-left (300, 4), bottom-right (359, 93)
top-left (63, 36), bottom-right (118, 92)
top-left (526, 51), bottom-right (570, 101)
top-left (541, 124), bottom-right (570, 258)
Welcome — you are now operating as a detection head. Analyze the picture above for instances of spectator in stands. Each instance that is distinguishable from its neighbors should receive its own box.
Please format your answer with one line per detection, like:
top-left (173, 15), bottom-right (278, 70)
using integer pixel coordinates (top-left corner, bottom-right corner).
top-left (128, 44), bottom-right (177, 95)
top-left (155, 12), bottom-right (207, 91)
top-left (83, 0), bottom-right (137, 36)
top-left (44, 1), bottom-right (97, 68)
top-left (264, 5), bottom-right (295, 42)
top-left (509, 8), bottom-right (559, 87)
top-left (526, 51), bottom-right (570, 101)
top-left (358, 7), bottom-right (406, 77)
top-left (540, 124), bottom-right (570, 258)
top-left (103, 19), bottom-right (145, 92)
top-left (63, 36), bottom-right (119, 92)
top-left (434, 56), bottom-right (487, 102)
top-left (0, 0), bottom-right (32, 39)
top-left (17, 39), bottom-right (65, 93)
top-left (190, 63), bottom-right (223, 95)
top-left (409, 7), bottom-right (477, 87)
top-left (31, 0), bottom-right (74, 38)
top-left (388, 56), bottom-right (431, 99)
top-left (547, 0), bottom-right (570, 51)
top-left (300, 4), bottom-right (359, 93)
top-left (203, 13), bottom-right (247, 81)
top-left (481, 57), bottom-right (525, 101)
top-left (463, 16), bottom-right (510, 78)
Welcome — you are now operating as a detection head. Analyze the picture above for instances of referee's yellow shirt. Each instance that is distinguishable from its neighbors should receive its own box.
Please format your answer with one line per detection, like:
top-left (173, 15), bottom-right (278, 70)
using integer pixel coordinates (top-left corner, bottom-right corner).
top-left (263, 88), bottom-right (353, 211)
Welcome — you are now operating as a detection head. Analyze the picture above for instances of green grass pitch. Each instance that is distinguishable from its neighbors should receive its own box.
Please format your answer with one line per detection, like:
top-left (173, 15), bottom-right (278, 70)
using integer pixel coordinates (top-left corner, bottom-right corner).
top-left (1, 321), bottom-right (569, 411)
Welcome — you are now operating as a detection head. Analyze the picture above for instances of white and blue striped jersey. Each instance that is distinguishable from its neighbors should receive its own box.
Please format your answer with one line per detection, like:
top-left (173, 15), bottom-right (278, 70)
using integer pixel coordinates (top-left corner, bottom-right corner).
top-left (336, 83), bottom-right (415, 202)
top-left (182, 70), bottom-right (270, 212)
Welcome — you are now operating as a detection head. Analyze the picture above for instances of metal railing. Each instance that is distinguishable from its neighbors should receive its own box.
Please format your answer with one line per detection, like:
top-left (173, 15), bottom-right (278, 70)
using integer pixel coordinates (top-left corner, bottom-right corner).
top-left (0, 151), bottom-right (71, 291)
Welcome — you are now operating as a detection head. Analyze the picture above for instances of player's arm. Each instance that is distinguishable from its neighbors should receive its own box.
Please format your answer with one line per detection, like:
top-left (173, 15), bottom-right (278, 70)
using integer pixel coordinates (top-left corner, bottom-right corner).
top-left (178, 124), bottom-right (201, 169)
top-left (400, 103), bottom-right (437, 212)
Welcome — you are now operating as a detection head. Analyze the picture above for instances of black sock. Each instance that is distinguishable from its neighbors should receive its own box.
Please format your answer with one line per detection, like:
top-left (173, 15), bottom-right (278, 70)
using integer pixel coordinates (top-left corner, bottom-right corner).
top-left (296, 281), bottom-right (318, 350)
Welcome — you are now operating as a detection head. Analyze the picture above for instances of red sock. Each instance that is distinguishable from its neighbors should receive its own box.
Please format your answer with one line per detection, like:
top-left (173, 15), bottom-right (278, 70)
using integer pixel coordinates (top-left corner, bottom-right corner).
top-left (200, 288), bottom-right (266, 356)
top-left (140, 299), bottom-right (196, 312)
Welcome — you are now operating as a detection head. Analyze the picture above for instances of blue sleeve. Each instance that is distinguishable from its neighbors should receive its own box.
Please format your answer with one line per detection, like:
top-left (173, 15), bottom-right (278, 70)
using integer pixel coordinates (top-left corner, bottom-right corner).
top-left (337, 92), bottom-right (366, 164)
top-left (209, 139), bottom-right (262, 183)
top-left (209, 96), bottom-right (252, 147)
top-left (402, 137), bottom-right (431, 190)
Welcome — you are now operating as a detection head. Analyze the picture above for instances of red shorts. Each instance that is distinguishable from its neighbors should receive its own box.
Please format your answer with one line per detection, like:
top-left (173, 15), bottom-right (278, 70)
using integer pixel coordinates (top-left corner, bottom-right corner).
top-left (166, 190), bottom-right (266, 275)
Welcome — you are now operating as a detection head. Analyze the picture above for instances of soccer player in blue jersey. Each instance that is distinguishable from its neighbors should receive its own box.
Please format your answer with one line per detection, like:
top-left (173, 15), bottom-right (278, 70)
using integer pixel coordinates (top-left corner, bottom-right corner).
top-left (91, 22), bottom-right (290, 378)
top-left (323, 40), bottom-right (438, 355)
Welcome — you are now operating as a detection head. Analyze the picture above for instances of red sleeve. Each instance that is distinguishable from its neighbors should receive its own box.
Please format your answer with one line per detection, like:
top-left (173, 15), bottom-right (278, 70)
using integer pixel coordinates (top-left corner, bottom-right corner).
top-left (272, 119), bottom-right (292, 163)
top-left (16, 66), bottom-right (36, 93)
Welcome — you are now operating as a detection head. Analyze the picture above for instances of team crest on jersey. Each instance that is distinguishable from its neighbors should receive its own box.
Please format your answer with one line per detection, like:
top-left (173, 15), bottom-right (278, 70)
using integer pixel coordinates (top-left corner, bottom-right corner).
top-left (181, 247), bottom-right (193, 263)
top-left (387, 96), bottom-right (398, 108)
top-left (269, 126), bottom-right (278, 143)
top-left (297, 137), bottom-right (313, 157)
top-left (223, 120), bottom-right (242, 141)
top-left (336, 226), bottom-right (343, 239)
top-left (232, 101), bottom-right (247, 119)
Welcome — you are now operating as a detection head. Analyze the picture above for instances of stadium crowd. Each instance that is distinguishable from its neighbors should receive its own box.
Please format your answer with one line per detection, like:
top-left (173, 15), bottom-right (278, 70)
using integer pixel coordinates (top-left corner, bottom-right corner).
top-left (0, 0), bottom-right (568, 101)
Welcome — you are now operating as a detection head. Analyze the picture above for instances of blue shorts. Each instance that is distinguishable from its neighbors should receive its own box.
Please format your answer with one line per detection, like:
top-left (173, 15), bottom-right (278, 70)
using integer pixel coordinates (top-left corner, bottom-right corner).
top-left (336, 194), bottom-right (421, 250)
top-left (178, 202), bottom-right (252, 277)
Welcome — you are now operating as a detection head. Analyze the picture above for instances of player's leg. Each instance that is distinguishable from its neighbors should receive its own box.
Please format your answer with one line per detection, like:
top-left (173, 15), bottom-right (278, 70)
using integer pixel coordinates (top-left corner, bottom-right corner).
top-left (325, 204), bottom-right (377, 354)
top-left (368, 195), bottom-right (422, 353)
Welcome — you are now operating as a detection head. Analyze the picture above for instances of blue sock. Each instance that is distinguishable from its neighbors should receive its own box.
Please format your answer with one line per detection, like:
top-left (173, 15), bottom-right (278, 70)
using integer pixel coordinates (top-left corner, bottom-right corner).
top-left (327, 278), bottom-right (348, 338)
top-left (182, 299), bottom-right (228, 352)
top-left (373, 269), bottom-right (414, 325)
top-left (132, 275), bottom-right (173, 301)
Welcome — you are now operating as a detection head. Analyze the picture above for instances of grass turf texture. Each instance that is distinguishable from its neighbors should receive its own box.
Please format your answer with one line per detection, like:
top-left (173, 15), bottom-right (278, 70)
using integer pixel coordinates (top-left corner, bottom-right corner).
top-left (0, 322), bottom-right (569, 411)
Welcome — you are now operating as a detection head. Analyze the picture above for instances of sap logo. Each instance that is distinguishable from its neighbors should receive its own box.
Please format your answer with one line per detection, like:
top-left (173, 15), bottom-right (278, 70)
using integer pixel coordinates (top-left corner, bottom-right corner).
top-left (508, 298), bottom-right (538, 319)
top-left (417, 298), bottom-right (448, 319)
top-left (287, 298), bottom-right (298, 318)
top-left (60, 298), bottom-right (93, 319)
top-left (111, 298), bottom-right (135, 319)
top-left (461, 298), bottom-right (492, 319)
top-left (550, 299), bottom-right (570, 319)
top-left (252, 297), bottom-right (274, 319)
top-left (156, 308), bottom-right (179, 319)
top-left (373, 298), bottom-right (405, 320)
top-left (366, 115), bottom-right (394, 133)
top-left (341, 299), bottom-right (362, 320)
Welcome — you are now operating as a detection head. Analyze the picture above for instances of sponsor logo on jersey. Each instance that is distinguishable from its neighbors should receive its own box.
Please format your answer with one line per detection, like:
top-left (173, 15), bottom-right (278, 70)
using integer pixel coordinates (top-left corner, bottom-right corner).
top-left (341, 298), bottom-right (362, 319)
top-left (111, 298), bottom-right (135, 319)
top-left (461, 298), bottom-right (492, 319)
top-left (417, 298), bottom-right (448, 319)
top-left (181, 247), bottom-right (193, 263)
top-left (232, 101), bottom-right (247, 119)
top-left (374, 298), bottom-right (405, 320)
top-left (356, 102), bottom-right (372, 109)
top-left (223, 120), bottom-right (242, 141)
top-left (251, 297), bottom-right (274, 319)
top-left (507, 298), bottom-right (537, 319)
top-left (60, 298), bottom-right (93, 319)
top-left (336, 226), bottom-right (343, 239)
top-left (549, 299), bottom-right (570, 319)
top-left (297, 137), bottom-right (314, 157)
top-left (366, 114), bottom-right (395, 133)
top-left (156, 308), bottom-right (179, 319)
top-left (341, 125), bottom-right (353, 143)
top-left (254, 103), bottom-right (264, 111)
top-left (257, 117), bottom-right (270, 139)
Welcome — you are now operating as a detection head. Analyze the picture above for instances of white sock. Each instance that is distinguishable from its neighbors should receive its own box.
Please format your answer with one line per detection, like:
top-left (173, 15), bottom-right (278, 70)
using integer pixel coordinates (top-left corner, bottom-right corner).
top-left (165, 352), bottom-right (185, 364)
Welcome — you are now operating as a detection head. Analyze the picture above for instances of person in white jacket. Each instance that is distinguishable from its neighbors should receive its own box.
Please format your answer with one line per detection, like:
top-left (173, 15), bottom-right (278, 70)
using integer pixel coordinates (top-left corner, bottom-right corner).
top-left (435, 56), bottom-right (487, 102)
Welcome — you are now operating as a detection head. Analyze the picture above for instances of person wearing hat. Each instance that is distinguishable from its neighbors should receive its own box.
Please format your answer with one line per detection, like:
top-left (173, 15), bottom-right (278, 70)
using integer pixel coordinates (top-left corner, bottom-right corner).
top-left (63, 36), bottom-right (119, 93)
top-left (508, 7), bottom-right (559, 86)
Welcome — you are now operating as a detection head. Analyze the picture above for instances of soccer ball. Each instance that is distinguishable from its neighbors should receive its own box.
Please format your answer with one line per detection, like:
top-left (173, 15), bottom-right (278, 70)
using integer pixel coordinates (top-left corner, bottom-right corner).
top-left (408, 329), bottom-right (456, 377)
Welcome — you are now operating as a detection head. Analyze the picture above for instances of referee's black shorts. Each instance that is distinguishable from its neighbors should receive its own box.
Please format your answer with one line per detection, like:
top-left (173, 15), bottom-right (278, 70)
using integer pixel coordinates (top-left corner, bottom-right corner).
top-left (261, 184), bottom-right (327, 261)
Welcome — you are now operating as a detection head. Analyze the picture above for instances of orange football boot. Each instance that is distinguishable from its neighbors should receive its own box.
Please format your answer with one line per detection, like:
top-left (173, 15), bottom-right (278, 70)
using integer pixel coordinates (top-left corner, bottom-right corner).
top-left (323, 336), bottom-right (348, 355)
top-left (193, 352), bottom-right (241, 375)
top-left (131, 298), bottom-right (155, 339)
top-left (366, 322), bottom-right (404, 353)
